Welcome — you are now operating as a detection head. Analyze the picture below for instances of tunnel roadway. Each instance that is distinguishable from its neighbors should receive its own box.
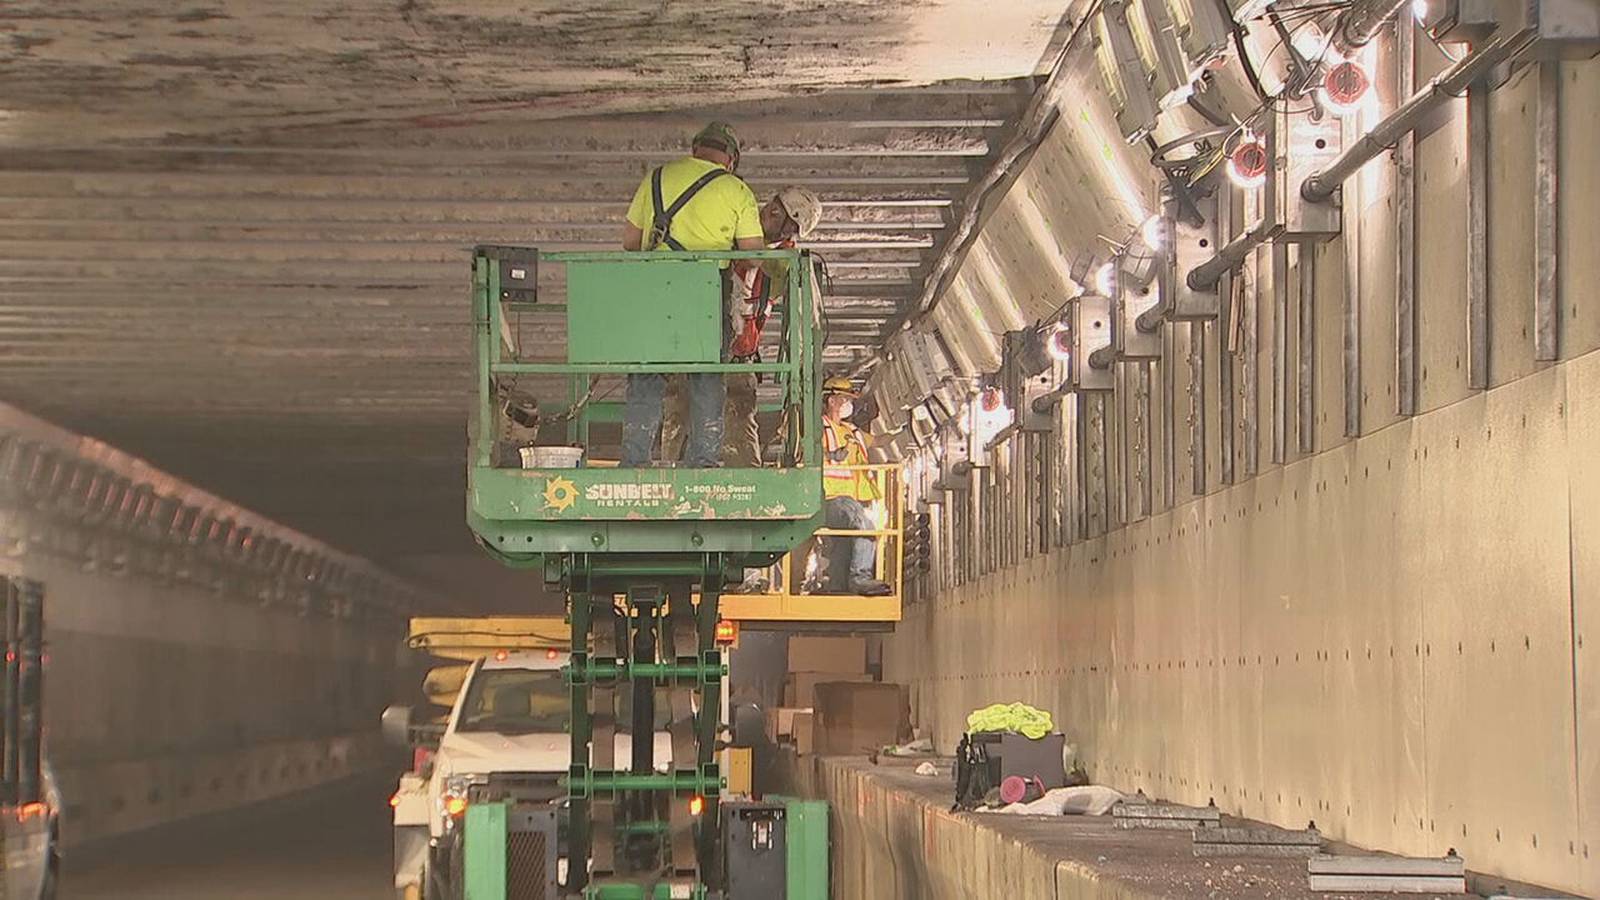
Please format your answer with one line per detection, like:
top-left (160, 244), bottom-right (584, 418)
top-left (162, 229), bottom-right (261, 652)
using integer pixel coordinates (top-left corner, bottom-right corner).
top-left (62, 771), bottom-right (396, 900)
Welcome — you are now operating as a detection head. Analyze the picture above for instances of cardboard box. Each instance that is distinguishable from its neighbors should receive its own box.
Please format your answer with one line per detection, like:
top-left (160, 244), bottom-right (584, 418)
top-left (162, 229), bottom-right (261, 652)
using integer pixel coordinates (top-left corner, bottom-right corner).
top-left (811, 682), bottom-right (911, 755)
top-left (768, 706), bottom-right (811, 739)
top-left (783, 671), bottom-right (872, 708)
top-left (793, 711), bottom-right (815, 755)
top-left (786, 635), bottom-right (866, 674)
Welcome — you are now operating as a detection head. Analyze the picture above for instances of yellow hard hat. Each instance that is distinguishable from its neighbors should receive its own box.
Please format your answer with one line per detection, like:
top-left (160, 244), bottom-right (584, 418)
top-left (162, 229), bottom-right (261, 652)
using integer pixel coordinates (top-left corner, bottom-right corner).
top-left (822, 375), bottom-right (858, 397)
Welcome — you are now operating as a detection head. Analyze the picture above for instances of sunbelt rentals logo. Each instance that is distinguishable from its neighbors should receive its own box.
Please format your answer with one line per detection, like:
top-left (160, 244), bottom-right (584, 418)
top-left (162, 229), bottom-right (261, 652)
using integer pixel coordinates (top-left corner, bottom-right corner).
top-left (542, 475), bottom-right (578, 512)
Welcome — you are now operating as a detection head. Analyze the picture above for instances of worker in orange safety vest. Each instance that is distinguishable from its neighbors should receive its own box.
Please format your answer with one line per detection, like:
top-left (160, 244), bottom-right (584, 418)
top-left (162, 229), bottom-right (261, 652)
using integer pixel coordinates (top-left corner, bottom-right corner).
top-left (819, 376), bottom-right (891, 596)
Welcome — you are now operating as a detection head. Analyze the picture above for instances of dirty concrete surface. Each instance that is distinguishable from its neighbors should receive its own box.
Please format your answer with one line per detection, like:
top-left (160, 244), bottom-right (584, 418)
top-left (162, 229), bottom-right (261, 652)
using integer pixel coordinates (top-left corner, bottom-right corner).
top-left (0, 2), bottom-right (1080, 604)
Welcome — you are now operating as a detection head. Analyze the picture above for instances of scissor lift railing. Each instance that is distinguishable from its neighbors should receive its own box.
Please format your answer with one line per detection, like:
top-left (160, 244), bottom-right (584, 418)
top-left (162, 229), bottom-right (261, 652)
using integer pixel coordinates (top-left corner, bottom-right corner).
top-left (469, 247), bottom-right (825, 564)
top-left (721, 463), bottom-right (904, 628)
top-left (465, 246), bottom-right (828, 898)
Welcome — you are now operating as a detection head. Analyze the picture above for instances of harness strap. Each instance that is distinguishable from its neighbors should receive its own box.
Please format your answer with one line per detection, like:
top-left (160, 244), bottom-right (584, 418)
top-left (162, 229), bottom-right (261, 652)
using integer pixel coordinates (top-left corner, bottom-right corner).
top-left (648, 166), bottom-right (729, 251)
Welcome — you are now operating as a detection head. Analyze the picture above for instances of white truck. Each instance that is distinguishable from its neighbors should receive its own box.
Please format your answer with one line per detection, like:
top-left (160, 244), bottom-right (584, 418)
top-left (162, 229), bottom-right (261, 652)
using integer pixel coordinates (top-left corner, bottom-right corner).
top-left (382, 617), bottom-right (672, 900)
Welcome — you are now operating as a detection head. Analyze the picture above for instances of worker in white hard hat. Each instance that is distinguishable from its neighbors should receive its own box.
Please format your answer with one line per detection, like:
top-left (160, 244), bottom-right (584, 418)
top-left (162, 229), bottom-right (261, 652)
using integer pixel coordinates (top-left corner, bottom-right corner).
top-left (663, 185), bottom-right (823, 468)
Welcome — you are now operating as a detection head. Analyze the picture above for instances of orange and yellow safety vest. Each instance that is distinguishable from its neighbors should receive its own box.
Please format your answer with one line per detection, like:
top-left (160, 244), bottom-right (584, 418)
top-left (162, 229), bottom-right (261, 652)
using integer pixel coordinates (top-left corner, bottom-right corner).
top-left (822, 418), bottom-right (879, 502)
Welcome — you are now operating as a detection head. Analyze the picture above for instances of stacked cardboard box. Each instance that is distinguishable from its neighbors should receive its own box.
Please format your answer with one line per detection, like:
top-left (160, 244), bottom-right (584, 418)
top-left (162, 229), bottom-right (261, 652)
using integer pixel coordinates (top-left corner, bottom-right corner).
top-left (770, 636), bottom-right (911, 755)
top-left (783, 635), bottom-right (869, 707)
top-left (811, 682), bottom-right (911, 755)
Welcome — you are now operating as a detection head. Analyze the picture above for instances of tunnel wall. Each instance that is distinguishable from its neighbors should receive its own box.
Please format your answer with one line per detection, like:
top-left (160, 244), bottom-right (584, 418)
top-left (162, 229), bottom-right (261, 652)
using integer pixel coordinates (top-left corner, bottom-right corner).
top-left (0, 404), bottom-right (429, 846)
top-left (882, 51), bottom-right (1600, 898)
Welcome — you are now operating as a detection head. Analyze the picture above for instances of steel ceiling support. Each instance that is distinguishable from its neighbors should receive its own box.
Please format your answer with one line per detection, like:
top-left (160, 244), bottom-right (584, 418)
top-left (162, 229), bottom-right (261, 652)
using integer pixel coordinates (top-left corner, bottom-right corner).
top-left (1272, 243), bottom-right (1290, 464)
top-left (1533, 61), bottom-right (1561, 361)
top-left (1297, 245), bottom-right (1317, 454)
top-left (1466, 79), bottom-right (1491, 390)
top-left (1341, 141), bottom-right (1363, 439)
top-left (1395, 18), bottom-right (1419, 417)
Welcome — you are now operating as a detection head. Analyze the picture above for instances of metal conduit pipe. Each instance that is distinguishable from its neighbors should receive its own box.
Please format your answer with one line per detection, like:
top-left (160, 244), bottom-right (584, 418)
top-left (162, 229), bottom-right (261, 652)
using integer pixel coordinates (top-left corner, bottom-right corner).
top-left (1185, 224), bottom-right (1270, 293)
top-left (1134, 302), bottom-right (1167, 334)
top-left (1030, 383), bottom-right (1074, 413)
top-left (1303, 29), bottom-right (1532, 201)
top-left (1332, 0), bottom-right (1412, 56)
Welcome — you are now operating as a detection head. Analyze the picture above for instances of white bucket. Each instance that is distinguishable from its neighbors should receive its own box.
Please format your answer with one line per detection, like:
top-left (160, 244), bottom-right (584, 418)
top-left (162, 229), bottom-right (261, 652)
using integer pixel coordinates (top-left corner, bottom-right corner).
top-left (519, 445), bottom-right (584, 469)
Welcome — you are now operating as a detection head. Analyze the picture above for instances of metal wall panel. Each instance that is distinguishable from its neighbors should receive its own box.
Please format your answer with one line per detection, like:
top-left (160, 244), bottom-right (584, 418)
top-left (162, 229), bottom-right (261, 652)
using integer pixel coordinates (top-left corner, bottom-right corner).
top-left (1355, 92), bottom-right (1403, 437)
top-left (1312, 240), bottom-right (1352, 453)
top-left (1558, 58), bottom-right (1600, 358)
top-left (1415, 368), bottom-right (1584, 888)
top-left (885, 358), bottom-right (1597, 897)
top-left (1413, 69), bottom-right (1474, 414)
top-left (1566, 351), bottom-right (1599, 879)
top-left (1486, 65), bottom-right (1542, 387)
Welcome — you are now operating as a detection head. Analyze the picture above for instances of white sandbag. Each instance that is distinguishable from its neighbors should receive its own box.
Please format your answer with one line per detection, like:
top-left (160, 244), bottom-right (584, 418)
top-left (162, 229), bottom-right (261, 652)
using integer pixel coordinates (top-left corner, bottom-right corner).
top-left (990, 785), bottom-right (1125, 816)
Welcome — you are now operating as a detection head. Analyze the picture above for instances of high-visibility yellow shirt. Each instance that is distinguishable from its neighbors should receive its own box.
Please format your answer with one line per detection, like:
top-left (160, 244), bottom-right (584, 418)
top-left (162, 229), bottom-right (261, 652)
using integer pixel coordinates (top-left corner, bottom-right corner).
top-left (625, 156), bottom-right (763, 253)
top-left (822, 419), bottom-right (879, 502)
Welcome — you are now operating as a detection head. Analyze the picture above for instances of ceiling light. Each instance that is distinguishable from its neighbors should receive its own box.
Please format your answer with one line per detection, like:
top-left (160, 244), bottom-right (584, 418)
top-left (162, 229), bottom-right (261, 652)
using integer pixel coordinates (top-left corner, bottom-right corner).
top-left (1321, 60), bottom-right (1373, 115)
top-left (1227, 136), bottom-right (1269, 189)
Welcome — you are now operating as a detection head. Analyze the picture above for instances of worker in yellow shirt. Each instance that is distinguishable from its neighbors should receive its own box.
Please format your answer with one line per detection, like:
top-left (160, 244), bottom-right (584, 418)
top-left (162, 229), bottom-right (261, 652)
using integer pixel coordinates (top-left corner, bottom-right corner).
top-left (820, 376), bottom-right (892, 596)
top-left (620, 122), bottom-right (765, 467)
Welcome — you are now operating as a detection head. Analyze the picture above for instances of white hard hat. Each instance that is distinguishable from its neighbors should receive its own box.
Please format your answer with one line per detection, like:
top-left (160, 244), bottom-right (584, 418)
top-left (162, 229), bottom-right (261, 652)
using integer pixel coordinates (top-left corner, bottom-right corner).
top-left (775, 186), bottom-right (823, 239)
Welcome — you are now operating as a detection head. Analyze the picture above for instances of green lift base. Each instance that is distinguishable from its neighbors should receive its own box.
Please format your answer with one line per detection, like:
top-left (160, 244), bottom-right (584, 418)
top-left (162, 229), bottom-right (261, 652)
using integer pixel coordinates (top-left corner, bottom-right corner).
top-left (462, 796), bottom-right (827, 899)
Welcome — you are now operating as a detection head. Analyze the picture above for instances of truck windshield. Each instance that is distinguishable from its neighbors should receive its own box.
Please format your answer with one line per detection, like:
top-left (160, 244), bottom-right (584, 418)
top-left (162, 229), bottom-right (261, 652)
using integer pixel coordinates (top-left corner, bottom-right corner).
top-left (457, 667), bottom-right (568, 734)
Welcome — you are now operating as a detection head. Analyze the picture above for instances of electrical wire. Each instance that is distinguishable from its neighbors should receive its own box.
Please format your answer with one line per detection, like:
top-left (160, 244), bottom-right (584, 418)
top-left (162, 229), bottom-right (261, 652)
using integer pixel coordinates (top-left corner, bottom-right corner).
top-left (1222, 0), bottom-right (1272, 101)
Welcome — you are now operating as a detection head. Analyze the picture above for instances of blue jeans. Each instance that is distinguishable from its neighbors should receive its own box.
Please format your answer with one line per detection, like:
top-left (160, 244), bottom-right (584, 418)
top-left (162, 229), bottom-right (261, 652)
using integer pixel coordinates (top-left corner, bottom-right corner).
top-left (824, 496), bottom-right (876, 584)
top-left (621, 373), bottom-right (726, 467)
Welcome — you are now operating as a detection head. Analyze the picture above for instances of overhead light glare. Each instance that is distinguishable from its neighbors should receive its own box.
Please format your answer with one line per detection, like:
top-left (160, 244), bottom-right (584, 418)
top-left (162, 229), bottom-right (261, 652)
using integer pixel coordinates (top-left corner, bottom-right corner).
top-left (1140, 215), bottom-right (1165, 252)
top-left (1094, 262), bottom-right (1118, 297)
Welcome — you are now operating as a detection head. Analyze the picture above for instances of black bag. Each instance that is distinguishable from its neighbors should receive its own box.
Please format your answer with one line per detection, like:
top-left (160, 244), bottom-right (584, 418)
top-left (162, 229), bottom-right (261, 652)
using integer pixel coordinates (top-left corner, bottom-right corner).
top-left (952, 732), bottom-right (996, 811)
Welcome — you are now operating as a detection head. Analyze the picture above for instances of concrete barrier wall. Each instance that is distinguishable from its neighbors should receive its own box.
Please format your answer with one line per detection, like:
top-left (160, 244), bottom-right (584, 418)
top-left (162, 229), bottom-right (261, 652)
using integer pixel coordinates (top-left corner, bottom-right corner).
top-left (0, 404), bottom-right (425, 846)
top-left (798, 755), bottom-right (1330, 900)
top-left (33, 556), bottom-right (401, 846)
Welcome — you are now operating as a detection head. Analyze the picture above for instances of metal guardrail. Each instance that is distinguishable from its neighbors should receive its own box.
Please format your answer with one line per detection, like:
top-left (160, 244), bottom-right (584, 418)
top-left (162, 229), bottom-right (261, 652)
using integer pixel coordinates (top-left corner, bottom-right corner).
top-left (722, 463), bottom-right (904, 623)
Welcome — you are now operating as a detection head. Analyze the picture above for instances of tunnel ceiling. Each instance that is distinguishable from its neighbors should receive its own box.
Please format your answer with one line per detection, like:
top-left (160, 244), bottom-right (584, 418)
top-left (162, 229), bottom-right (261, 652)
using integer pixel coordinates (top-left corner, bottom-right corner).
top-left (0, 1), bottom-right (1074, 599)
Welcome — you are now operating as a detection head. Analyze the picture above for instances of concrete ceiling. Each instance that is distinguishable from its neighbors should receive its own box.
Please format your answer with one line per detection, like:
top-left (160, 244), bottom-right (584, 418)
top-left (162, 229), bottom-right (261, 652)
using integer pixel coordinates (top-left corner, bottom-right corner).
top-left (0, 1), bottom-right (1074, 602)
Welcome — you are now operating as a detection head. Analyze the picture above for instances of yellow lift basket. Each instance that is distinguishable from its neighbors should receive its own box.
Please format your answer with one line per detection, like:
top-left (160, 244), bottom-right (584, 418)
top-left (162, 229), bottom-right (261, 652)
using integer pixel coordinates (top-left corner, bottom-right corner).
top-left (721, 463), bottom-right (903, 627)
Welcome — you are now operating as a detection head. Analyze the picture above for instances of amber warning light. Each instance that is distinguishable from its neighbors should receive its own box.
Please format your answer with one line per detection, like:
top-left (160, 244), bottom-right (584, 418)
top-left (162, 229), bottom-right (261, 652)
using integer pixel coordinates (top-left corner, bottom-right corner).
top-left (714, 620), bottom-right (738, 645)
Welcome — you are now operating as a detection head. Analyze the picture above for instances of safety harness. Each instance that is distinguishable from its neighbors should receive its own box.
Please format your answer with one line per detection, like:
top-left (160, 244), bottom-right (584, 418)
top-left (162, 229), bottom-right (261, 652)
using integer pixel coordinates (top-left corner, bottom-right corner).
top-left (646, 165), bottom-right (729, 251)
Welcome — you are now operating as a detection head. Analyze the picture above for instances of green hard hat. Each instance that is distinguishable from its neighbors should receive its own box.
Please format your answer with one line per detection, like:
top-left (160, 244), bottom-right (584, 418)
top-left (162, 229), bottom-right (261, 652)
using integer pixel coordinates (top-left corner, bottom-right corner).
top-left (692, 121), bottom-right (740, 158)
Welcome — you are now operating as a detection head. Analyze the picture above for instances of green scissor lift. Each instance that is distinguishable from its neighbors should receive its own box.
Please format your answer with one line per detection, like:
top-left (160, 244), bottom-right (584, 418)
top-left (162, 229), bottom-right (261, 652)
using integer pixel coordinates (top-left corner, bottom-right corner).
top-left (466, 246), bottom-right (829, 899)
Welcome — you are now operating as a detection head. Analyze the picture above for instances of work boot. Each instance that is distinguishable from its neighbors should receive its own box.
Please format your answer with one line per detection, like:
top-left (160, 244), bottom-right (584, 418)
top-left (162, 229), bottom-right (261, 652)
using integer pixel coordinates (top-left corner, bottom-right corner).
top-left (848, 578), bottom-right (893, 596)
